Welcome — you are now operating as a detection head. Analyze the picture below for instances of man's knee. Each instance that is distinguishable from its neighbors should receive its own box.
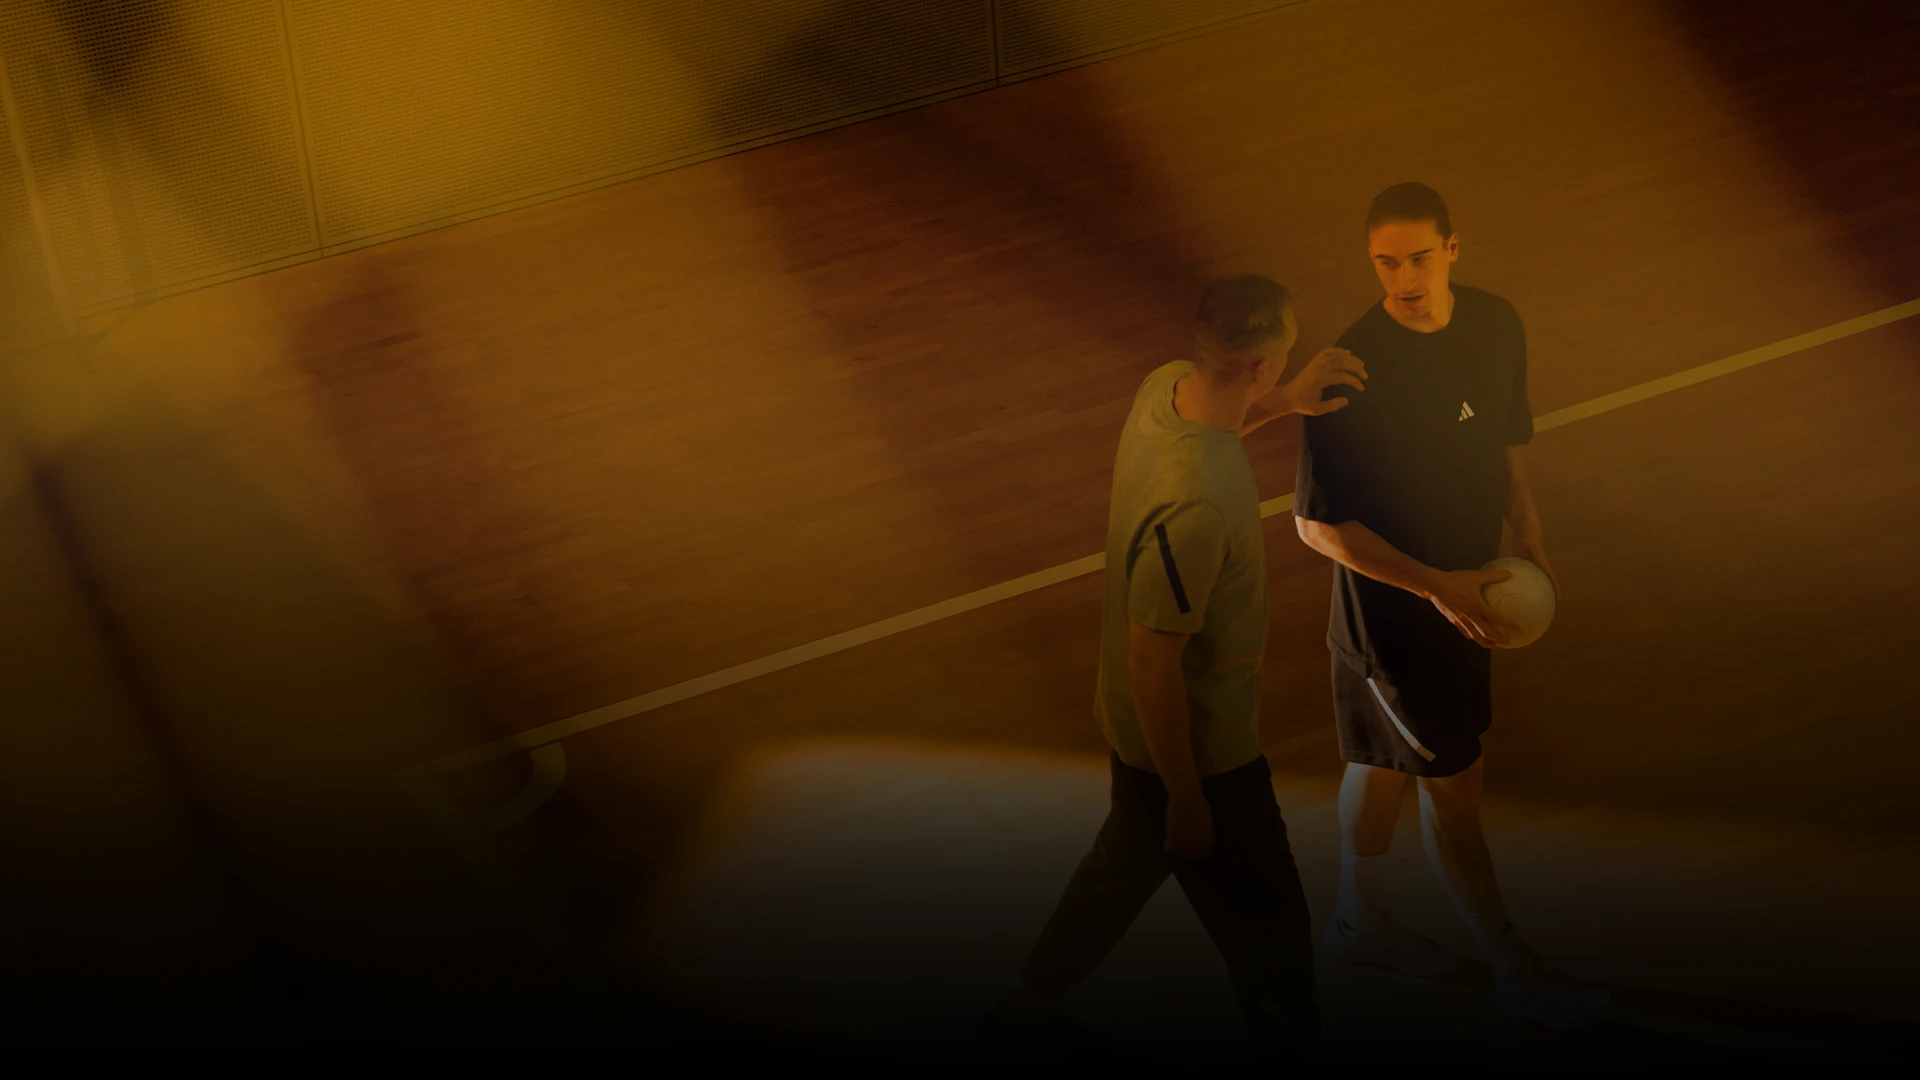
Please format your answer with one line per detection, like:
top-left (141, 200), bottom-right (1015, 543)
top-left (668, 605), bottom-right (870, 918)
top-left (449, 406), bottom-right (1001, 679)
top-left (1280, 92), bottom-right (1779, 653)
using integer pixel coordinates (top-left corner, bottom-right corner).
top-left (1416, 757), bottom-right (1485, 814)
top-left (1344, 760), bottom-right (1410, 793)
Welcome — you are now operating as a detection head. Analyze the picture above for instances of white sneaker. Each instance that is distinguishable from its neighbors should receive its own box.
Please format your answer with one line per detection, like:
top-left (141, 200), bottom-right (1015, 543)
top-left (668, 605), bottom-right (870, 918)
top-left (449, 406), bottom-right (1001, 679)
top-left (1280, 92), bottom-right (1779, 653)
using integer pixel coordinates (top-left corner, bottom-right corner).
top-left (1496, 971), bottom-right (1611, 1031)
top-left (1321, 913), bottom-right (1460, 978)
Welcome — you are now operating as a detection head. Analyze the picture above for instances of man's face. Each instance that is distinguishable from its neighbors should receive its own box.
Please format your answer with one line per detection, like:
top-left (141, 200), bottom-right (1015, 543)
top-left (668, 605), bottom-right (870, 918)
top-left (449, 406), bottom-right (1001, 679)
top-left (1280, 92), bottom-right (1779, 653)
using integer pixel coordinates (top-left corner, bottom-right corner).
top-left (1367, 219), bottom-right (1458, 323)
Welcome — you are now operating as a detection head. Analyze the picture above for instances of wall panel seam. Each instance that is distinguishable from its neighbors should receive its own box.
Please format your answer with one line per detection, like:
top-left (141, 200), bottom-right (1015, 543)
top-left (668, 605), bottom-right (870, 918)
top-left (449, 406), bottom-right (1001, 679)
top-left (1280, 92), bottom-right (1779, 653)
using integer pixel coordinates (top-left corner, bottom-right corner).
top-left (273, 0), bottom-right (326, 257)
top-left (990, 0), bottom-right (1005, 85)
top-left (995, 0), bottom-right (1320, 83)
top-left (42, 2), bottom-right (1317, 322)
top-left (0, 39), bottom-right (76, 339)
top-left (316, 77), bottom-right (997, 254)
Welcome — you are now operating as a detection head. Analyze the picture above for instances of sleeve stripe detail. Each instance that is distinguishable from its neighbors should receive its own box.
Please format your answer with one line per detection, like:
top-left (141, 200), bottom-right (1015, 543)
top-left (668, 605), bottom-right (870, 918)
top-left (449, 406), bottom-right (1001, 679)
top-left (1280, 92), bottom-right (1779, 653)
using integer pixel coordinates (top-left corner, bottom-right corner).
top-left (1152, 522), bottom-right (1192, 615)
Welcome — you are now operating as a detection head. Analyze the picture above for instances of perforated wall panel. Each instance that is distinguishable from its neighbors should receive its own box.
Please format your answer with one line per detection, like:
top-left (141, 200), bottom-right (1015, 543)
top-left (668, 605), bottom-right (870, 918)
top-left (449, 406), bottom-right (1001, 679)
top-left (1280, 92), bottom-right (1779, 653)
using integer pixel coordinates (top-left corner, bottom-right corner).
top-left (0, 2), bottom-right (1302, 320)
top-left (996, 0), bottom-right (1301, 77)
top-left (0, 0), bottom-right (317, 312)
top-left (284, 0), bottom-right (995, 247)
top-left (0, 111), bottom-right (60, 345)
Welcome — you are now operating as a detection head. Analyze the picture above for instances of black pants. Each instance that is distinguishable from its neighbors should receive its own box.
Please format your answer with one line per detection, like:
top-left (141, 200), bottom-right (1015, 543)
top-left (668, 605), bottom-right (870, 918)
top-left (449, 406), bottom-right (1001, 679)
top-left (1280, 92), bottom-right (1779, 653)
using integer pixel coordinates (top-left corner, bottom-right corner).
top-left (1019, 752), bottom-right (1321, 1059)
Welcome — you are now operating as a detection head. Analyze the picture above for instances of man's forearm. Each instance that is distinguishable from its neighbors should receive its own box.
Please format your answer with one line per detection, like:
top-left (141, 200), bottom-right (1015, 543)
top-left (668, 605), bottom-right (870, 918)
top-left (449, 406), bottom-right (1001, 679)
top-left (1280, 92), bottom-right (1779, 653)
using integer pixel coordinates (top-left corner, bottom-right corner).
top-left (1297, 518), bottom-right (1443, 600)
top-left (1504, 446), bottom-right (1542, 534)
top-left (1240, 398), bottom-right (1281, 436)
top-left (1506, 492), bottom-right (1542, 539)
top-left (1132, 666), bottom-right (1205, 803)
top-left (1243, 379), bottom-right (1309, 436)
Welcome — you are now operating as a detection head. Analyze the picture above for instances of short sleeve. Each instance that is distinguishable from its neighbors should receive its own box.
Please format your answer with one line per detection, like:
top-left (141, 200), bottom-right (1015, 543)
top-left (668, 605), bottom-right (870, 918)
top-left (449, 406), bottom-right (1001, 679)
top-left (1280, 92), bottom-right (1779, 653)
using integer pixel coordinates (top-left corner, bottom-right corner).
top-left (1129, 499), bottom-right (1228, 635)
top-left (1294, 407), bottom-right (1355, 525)
top-left (1293, 326), bottom-right (1363, 525)
top-left (1506, 311), bottom-right (1534, 446)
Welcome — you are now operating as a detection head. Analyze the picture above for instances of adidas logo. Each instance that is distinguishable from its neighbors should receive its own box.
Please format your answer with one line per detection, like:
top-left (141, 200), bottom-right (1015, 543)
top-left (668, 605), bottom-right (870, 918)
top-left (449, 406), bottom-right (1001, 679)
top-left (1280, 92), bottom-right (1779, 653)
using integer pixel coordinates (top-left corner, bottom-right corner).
top-left (1458, 401), bottom-right (1475, 422)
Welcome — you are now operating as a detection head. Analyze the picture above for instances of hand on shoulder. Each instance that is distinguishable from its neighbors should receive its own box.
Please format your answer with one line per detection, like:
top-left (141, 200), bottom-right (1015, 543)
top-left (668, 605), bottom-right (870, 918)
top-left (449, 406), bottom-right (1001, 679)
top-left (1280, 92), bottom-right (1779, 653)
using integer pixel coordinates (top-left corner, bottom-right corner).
top-left (1283, 347), bottom-right (1368, 417)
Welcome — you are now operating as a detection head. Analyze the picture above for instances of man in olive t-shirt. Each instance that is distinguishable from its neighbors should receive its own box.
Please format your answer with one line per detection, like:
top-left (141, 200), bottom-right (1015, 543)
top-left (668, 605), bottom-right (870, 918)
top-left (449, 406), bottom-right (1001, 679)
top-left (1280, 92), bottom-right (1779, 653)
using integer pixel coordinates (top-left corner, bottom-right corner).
top-left (983, 275), bottom-right (1366, 1063)
top-left (1091, 356), bottom-right (1270, 780)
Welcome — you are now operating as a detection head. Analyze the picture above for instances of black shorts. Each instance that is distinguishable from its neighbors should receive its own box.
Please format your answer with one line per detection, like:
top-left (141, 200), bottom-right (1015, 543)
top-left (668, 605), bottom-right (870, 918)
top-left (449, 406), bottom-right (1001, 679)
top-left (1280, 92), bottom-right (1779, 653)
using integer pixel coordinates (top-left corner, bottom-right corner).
top-left (1331, 649), bottom-right (1491, 778)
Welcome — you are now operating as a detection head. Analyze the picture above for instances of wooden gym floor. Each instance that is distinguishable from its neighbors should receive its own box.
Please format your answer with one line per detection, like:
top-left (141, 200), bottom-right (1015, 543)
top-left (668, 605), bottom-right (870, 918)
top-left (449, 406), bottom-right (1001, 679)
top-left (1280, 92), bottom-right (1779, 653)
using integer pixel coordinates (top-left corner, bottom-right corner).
top-left (2, 0), bottom-right (1916, 1068)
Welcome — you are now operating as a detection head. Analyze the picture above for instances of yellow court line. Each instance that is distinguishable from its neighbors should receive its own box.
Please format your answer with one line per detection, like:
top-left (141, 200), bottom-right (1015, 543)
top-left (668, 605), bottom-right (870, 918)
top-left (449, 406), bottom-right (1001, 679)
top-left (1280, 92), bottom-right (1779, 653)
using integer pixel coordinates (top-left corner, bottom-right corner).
top-left (425, 297), bottom-right (1920, 776)
top-left (1533, 297), bottom-right (1920, 433)
top-left (430, 550), bottom-right (1104, 774)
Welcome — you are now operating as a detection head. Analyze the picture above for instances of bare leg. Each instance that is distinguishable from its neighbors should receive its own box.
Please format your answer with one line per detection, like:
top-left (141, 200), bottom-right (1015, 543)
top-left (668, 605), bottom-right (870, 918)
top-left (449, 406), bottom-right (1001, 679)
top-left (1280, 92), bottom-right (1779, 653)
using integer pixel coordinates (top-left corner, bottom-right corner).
top-left (1417, 759), bottom-right (1530, 978)
top-left (1415, 760), bottom-right (1504, 914)
top-left (1419, 759), bottom-right (1611, 1027)
top-left (1332, 762), bottom-right (1407, 929)
top-left (1323, 762), bottom-right (1458, 978)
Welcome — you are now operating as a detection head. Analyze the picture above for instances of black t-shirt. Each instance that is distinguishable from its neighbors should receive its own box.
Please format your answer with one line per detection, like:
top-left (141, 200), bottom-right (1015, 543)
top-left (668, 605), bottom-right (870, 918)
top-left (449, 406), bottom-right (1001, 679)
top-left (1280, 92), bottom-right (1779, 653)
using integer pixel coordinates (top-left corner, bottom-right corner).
top-left (1293, 285), bottom-right (1533, 681)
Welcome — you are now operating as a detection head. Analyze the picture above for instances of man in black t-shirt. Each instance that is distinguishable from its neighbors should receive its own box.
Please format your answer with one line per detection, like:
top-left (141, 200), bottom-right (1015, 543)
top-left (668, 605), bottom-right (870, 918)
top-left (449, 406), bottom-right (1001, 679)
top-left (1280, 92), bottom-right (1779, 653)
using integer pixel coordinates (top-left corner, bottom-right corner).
top-left (1292, 183), bottom-right (1609, 1030)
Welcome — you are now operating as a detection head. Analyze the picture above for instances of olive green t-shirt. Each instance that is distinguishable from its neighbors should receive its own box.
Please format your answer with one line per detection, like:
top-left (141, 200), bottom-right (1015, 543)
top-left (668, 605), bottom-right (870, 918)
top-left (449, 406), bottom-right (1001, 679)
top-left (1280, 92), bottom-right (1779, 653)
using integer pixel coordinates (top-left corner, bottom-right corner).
top-left (1095, 361), bottom-right (1268, 778)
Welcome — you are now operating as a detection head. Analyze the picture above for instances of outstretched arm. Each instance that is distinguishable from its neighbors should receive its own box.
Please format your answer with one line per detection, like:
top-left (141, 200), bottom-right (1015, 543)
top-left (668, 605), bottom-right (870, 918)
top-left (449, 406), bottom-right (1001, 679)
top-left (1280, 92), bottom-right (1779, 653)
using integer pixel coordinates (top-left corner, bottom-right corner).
top-left (1241, 348), bottom-right (1369, 436)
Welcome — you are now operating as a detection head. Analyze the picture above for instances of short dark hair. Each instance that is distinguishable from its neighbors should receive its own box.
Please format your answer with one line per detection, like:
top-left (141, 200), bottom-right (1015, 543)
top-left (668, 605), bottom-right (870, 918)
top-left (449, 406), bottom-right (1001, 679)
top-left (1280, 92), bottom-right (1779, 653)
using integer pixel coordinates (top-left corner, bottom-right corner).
top-left (1366, 182), bottom-right (1453, 239)
top-left (1193, 274), bottom-right (1292, 373)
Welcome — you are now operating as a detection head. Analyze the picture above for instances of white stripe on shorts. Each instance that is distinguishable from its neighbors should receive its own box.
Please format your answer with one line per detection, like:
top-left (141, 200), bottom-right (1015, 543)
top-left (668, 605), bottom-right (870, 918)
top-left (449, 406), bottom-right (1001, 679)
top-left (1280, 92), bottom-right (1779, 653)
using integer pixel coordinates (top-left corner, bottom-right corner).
top-left (1366, 676), bottom-right (1437, 763)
